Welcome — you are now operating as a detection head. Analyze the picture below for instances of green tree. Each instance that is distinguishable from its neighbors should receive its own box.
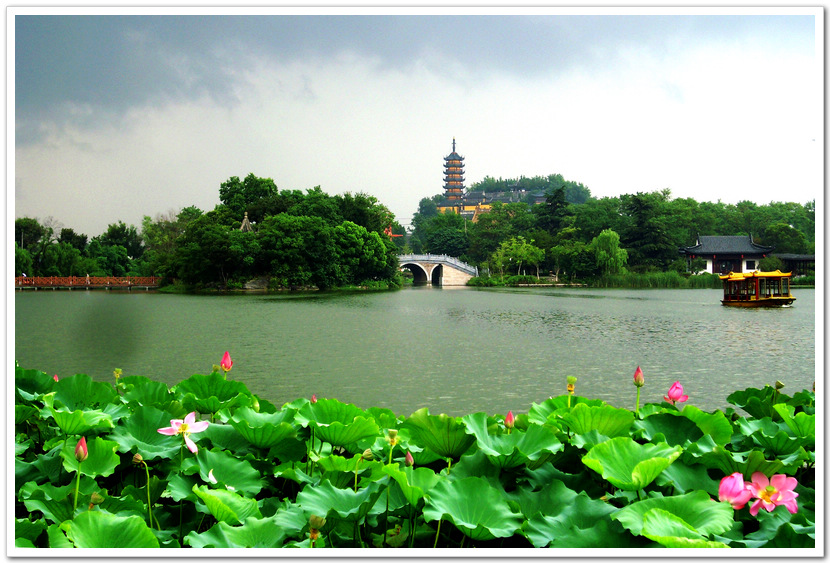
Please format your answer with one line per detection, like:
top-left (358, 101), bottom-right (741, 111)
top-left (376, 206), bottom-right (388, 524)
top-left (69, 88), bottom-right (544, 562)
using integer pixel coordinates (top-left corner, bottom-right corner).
top-left (426, 227), bottom-right (468, 257)
top-left (219, 173), bottom-right (278, 218)
top-left (15, 243), bottom-right (33, 277)
top-left (58, 228), bottom-right (88, 252)
top-left (763, 222), bottom-right (810, 254)
top-left (590, 229), bottom-right (628, 276)
top-left (534, 187), bottom-right (572, 234)
top-left (96, 221), bottom-right (144, 260)
top-left (14, 217), bottom-right (45, 252)
top-left (621, 192), bottom-right (673, 271)
top-left (759, 256), bottom-right (786, 272)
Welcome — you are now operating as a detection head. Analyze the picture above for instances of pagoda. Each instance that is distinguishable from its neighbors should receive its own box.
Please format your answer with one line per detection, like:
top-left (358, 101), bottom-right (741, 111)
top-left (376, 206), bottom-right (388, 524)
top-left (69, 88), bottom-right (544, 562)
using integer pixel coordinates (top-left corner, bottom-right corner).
top-left (443, 138), bottom-right (465, 205)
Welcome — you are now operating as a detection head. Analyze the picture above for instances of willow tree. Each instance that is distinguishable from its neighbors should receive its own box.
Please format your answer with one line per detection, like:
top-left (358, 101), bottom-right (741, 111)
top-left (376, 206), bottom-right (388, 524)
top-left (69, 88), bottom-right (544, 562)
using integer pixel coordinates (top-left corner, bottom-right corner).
top-left (591, 229), bottom-right (628, 276)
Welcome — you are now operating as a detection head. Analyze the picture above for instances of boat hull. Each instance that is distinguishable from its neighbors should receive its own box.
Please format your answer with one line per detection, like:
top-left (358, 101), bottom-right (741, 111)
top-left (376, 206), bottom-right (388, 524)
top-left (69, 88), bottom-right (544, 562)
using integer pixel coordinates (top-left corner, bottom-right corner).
top-left (721, 298), bottom-right (795, 308)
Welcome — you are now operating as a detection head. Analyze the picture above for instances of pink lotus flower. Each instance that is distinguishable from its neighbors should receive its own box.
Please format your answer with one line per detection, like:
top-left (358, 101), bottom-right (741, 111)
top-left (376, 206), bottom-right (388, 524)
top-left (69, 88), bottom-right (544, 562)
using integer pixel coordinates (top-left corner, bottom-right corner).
top-left (505, 411), bottom-right (515, 429)
top-left (633, 366), bottom-right (644, 387)
top-left (311, 393), bottom-right (317, 404)
top-left (75, 436), bottom-right (88, 462)
top-left (158, 411), bottom-right (210, 454)
top-left (747, 472), bottom-right (799, 516)
top-left (53, 374), bottom-right (59, 382)
top-left (220, 351), bottom-right (233, 373)
top-left (718, 472), bottom-right (752, 509)
top-left (664, 381), bottom-right (688, 405)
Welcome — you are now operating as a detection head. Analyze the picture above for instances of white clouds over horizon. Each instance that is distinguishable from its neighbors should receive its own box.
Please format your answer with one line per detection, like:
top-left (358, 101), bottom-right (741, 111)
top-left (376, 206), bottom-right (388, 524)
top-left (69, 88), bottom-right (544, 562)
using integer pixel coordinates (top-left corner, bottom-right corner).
top-left (13, 11), bottom-right (821, 237)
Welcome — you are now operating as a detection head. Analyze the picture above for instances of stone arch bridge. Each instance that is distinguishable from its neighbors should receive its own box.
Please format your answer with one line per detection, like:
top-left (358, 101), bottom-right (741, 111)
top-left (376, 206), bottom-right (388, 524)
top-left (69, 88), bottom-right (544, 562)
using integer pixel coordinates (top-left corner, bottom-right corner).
top-left (398, 254), bottom-right (478, 286)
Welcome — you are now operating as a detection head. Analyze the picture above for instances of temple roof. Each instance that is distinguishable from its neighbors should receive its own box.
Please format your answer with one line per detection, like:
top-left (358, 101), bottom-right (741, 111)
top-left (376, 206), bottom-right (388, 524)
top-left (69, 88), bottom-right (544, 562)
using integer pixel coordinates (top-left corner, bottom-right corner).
top-left (679, 235), bottom-right (774, 255)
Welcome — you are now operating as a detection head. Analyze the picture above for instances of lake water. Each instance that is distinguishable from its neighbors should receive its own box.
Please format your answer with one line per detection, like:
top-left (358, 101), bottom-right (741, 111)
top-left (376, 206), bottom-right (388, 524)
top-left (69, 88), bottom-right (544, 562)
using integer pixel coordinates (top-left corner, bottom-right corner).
top-left (13, 286), bottom-right (816, 417)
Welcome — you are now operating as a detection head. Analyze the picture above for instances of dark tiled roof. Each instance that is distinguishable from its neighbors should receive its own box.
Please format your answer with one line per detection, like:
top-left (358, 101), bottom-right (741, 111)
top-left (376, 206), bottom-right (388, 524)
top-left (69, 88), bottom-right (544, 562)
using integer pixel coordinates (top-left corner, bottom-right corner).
top-left (680, 235), bottom-right (774, 255)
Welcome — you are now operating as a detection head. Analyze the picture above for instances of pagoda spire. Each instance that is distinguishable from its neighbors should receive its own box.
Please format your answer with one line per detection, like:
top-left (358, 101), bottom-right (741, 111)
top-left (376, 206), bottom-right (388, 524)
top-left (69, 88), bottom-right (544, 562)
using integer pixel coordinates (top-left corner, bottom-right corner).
top-left (443, 138), bottom-right (465, 203)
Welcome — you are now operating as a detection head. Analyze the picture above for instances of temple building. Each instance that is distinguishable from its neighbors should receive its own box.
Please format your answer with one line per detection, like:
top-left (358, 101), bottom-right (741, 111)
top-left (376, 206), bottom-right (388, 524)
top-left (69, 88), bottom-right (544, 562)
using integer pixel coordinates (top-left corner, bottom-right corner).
top-left (435, 138), bottom-right (546, 221)
top-left (678, 235), bottom-right (773, 274)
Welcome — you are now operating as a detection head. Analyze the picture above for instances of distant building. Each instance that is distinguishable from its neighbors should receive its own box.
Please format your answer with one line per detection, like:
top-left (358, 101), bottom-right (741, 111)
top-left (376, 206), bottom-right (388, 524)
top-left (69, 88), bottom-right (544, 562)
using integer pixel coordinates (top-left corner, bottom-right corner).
top-left (435, 139), bottom-right (545, 221)
top-left (679, 235), bottom-right (773, 274)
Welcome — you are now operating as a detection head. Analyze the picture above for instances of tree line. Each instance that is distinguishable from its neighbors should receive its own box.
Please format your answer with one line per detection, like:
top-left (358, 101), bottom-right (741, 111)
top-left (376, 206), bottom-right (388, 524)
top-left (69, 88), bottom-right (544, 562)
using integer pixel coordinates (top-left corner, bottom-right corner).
top-left (407, 186), bottom-right (815, 281)
top-left (14, 174), bottom-right (406, 290)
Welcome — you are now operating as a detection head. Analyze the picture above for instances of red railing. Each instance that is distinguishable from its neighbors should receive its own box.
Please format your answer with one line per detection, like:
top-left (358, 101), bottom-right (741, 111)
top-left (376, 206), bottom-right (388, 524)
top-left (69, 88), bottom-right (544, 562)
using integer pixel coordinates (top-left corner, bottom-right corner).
top-left (15, 276), bottom-right (159, 288)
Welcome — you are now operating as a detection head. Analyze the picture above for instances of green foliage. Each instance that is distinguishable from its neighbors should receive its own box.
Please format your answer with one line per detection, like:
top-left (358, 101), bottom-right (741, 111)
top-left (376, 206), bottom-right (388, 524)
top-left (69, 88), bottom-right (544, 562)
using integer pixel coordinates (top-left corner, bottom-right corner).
top-left (13, 363), bottom-right (815, 550)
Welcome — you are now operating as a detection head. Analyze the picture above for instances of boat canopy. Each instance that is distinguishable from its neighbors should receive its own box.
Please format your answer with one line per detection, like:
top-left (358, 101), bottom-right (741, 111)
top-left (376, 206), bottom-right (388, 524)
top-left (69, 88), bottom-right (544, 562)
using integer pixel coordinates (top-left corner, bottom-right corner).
top-left (718, 270), bottom-right (792, 281)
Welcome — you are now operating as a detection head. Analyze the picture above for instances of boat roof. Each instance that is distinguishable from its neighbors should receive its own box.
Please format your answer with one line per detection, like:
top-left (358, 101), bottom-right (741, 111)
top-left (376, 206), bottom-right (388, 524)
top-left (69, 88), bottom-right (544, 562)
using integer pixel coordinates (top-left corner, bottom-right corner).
top-left (718, 270), bottom-right (792, 280)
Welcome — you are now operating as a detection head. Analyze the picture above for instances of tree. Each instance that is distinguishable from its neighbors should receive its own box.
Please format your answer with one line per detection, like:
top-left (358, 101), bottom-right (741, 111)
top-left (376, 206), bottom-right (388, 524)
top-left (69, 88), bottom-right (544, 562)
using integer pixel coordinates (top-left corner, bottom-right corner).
top-left (534, 187), bottom-right (571, 234)
top-left (426, 227), bottom-right (468, 257)
top-left (15, 217), bottom-right (45, 252)
top-left (759, 256), bottom-right (786, 272)
top-left (621, 192), bottom-right (674, 271)
top-left (590, 229), bottom-right (628, 276)
top-left (219, 173), bottom-right (278, 218)
top-left (763, 222), bottom-right (809, 254)
top-left (58, 228), bottom-right (88, 252)
top-left (96, 221), bottom-right (144, 260)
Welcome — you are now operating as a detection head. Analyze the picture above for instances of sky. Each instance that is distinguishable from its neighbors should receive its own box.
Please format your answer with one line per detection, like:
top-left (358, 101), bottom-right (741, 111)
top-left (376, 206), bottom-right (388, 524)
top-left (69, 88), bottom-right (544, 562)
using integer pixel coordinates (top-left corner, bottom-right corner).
top-left (11, 7), bottom-right (823, 237)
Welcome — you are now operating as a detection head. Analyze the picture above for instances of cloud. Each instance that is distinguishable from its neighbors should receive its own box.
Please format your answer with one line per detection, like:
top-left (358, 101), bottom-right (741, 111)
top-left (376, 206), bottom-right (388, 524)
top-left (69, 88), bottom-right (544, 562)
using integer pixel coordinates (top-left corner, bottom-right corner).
top-left (14, 12), bottom-right (820, 236)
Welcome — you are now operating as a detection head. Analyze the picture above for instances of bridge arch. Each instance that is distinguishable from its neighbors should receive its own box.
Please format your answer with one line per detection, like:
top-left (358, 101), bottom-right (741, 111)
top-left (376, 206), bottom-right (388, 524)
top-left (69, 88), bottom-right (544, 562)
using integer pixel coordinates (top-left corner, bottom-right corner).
top-left (399, 261), bottom-right (431, 284)
top-left (397, 254), bottom-right (477, 286)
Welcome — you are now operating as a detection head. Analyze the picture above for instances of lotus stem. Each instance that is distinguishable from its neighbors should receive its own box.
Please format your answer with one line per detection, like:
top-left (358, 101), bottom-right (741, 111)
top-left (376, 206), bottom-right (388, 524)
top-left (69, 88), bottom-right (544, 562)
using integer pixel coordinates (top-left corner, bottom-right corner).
top-left (635, 387), bottom-right (641, 415)
top-left (72, 465), bottom-right (82, 512)
top-left (433, 517), bottom-right (443, 548)
top-left (142, 461), bottom-right (159, 530)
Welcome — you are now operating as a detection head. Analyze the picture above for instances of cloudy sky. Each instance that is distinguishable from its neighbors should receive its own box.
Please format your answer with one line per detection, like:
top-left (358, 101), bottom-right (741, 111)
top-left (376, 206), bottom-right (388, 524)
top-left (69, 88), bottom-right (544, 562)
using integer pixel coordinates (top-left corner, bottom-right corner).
top-left (12, 8), bottom-right (821, 237)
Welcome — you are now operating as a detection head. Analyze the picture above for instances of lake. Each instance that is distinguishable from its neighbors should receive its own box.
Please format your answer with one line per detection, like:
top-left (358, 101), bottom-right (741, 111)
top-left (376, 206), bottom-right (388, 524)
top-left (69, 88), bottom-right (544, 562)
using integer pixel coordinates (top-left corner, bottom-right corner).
top-left (13, 286), bottom-right (816, 417)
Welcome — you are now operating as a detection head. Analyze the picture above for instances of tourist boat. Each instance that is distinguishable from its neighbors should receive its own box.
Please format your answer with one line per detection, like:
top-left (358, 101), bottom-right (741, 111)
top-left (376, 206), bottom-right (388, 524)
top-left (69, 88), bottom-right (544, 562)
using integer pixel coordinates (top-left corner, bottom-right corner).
top-left (719, 270), bottom-right (795, 307)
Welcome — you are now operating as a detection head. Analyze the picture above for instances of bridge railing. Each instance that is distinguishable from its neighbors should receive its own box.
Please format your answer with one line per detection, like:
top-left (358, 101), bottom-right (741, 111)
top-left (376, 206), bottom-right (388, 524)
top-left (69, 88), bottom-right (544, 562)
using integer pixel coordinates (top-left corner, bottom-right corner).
top-left (397, 254), bottom-right (478, 277)
top-left (15, 276), bottom-right (160, 288)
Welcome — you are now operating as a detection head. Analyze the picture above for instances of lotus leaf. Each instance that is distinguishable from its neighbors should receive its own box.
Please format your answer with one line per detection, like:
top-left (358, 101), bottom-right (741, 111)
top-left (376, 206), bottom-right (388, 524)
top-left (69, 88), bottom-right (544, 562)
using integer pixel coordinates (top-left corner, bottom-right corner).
top-left (15, 518), bottom-right (46, 545)
top-left (50, 373), bottom-right (118, 411)
top-left (727, 386), bottom-right (783, 420)
top-left (15, 368), bottom-right (57, 399)
top-left (296, 479), bottom-right (384, 523)
top-left (60, 436), bottom-right (120, 478)
top-left (423, 476), bottom-right (523, 541)
top-left (383, 463), bottom-right (441, 508)
top-left (63, 510), bottom-right (159, 548)
top-left (581, 437), bottom-right (681, 490)
top-left (109, 405), bottom-right (184, 460)
top-left (15, 404), bottom-right (40, 426)
top-left (636, 413), bottom-right (702, 446)
top-left (521, 492), bottom-right (626, 548)
top-left (677, 405), bottom-right (733, 445)
top-left (559, 403), bottom-right (634, 438)
top-left (121, 378), bottom-right (182, 412)
top-left (527, 395), bottom-right (605, 425)
top-left (175, 372), bottom-right (254, 414)
top-left (507, 479), bottom-right (578, 521)
top-left (295, 399), bottom-right (380, 448)
top-left (192, 484), bottom-right (262, 525)
top-left (655, 459), bottom-right (720, 495)
top-left (690, 445), bottom-right (786, 477)
top-left (42, 396), bottom-right (114, 436)
top-left (184, 515), bottom-right (291, 548)
top-left (401, 408), bottom-right (475, 460)
top-left (641, 508), bottom-right (729, 548)
top-left (773, 403), bottom-right (815, 440)
top-left (461, 412), bottom-right (562, 469)
top-left (19, 482), bottom-right (77, 525)
top-left (228, 406), bottom-right (298, 450)
top-left (201, 421), bottom-right (256, 455)
top-left (46, 523), bottom-right (74, 548)
top-left (612, 490), bottom-right (734, 537)
top-left (189, 448), bottom-right (264, 496)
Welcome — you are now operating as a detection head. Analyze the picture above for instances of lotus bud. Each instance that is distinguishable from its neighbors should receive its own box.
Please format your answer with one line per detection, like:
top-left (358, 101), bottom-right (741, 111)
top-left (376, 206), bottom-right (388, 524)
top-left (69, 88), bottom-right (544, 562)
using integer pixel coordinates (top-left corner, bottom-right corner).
top-left (405, 450), bottom-right (414, 467)
top-left (775, 380), bottom-right (785, 390)
top-left (361, 448), bottom-right (374, 461)
top-left (220, 351), bottom-right (233, 373)
top-left (89, 492), bottom-right (104, 506)
top-left (505, 410), bottom-right (515, 429)
top-left (311, 393), bottom-right (317, 404)
top-left (113, 368), bottom-right (122, 381)
top-left (74, 436), bottom-right (88, 462)
top-left (132, 453), bottom-right (144, 465)
top-left (633, 366), bottom-right (644, 387)
top-left (53, 374), bottom-right (59, 382)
